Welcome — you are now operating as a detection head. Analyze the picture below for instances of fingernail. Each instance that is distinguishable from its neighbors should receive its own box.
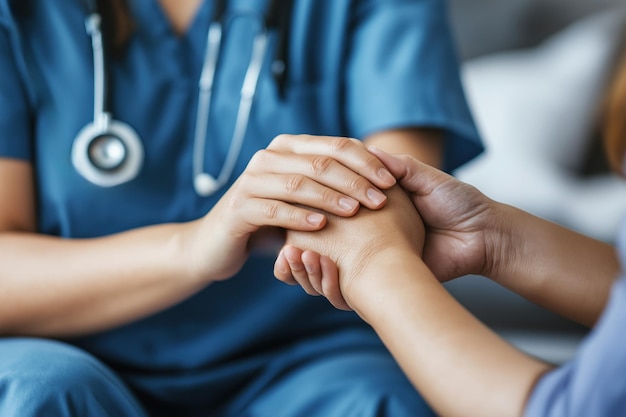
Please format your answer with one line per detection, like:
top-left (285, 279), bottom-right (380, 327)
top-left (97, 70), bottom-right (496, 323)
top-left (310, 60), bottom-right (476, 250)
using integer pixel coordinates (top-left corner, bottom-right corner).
top-left (307, 213), bottom-right (325, 226)
top-left (378, 168), bottom-right (396, 186)
top-left (339, 197), bottom-right (358, 212)
top-left (367, 188), bottom-right (386, 206)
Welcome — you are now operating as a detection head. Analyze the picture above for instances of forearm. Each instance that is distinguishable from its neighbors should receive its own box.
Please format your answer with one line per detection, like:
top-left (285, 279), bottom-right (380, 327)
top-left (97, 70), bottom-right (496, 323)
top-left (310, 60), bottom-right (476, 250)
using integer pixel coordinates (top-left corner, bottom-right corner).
top-left (0, 222), bottom-right (206, 337)
top-left (364, 128), bottom-right (443, 168)
top-left (350, 252), bottom-right (550, 417)
top-left (491, 203), bottom-right (619, 326)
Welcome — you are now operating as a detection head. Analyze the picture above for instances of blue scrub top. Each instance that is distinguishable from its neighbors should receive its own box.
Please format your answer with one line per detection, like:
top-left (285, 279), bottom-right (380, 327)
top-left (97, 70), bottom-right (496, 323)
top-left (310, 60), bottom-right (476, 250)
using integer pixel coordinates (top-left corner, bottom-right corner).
top-left (0, 0), bottom-right (482, 406)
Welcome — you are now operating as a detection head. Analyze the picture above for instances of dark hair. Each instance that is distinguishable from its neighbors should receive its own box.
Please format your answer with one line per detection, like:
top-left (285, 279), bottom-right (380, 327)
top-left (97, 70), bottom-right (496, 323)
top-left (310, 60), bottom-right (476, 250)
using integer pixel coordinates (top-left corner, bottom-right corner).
top-left (97, 0), bottom-right (134, 57)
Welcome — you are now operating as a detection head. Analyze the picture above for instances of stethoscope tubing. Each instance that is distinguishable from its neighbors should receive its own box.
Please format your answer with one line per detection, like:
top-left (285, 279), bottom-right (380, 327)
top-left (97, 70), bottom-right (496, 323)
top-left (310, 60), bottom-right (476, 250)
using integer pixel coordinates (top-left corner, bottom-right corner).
top-left (73, 0), bottom-right (289, 195)
top-left (193, 14), bottom-right (270, 196)
top-left (85, 13), bottom-right (105, 121)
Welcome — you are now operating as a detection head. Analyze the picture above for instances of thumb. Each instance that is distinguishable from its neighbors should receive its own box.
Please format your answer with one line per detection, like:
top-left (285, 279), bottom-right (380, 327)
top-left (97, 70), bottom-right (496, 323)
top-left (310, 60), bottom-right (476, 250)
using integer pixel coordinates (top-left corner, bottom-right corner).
top-left (367, 146), bottom-right (452, 197)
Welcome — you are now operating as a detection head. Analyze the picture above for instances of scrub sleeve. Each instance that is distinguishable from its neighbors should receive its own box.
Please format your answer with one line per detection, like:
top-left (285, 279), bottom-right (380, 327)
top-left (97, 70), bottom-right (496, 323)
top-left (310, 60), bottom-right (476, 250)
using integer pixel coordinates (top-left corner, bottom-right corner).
top-left (344, 0), bottom-right (482, 171)
top-left (524, 221), bottom-right (626, 417)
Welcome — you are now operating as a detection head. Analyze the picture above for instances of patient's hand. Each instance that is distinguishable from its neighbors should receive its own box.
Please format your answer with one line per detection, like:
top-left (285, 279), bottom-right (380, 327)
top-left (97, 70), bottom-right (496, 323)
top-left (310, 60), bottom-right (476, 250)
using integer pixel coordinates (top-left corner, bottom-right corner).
top-left (275, 185), bottom-right (425, 310)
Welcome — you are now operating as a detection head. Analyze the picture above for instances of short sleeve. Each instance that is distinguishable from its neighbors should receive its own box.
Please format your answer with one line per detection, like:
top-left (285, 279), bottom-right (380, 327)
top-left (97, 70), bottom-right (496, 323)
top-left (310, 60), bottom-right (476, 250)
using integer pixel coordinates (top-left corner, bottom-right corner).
top-left (0, 19), bottom-right (33, 160)
top-left (524, 276), bottom-right (626, 417)
top-left (345, 0), bottom-right (483, 172)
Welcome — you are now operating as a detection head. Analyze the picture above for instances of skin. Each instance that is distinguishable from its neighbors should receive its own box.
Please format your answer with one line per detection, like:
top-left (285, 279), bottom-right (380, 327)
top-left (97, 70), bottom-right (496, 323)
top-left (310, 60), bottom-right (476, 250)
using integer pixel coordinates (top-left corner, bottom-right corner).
top-left (274, 148), bottom-right (620, 417)
top-left (159, 0), bottom-right (202, 36)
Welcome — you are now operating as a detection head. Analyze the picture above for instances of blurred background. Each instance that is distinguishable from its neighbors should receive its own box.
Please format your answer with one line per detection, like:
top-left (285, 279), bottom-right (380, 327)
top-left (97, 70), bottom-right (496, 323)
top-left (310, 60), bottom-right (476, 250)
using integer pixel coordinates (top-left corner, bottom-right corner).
top-left (443, 0), bottom-right (626, 364)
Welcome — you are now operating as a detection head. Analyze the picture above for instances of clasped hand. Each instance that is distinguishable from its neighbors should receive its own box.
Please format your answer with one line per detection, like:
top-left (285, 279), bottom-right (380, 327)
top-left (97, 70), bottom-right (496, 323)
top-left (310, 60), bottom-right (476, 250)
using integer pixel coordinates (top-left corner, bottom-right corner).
top-left (184, 135), bottom-right (398, 283)
top-left (274, 147), bottom-right (498, 311)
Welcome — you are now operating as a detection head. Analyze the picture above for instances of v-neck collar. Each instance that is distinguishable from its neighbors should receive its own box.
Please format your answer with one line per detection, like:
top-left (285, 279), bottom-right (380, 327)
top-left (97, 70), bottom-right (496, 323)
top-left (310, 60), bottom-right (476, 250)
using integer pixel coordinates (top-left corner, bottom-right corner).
top-left (129, 0), bottom-right (211, 41)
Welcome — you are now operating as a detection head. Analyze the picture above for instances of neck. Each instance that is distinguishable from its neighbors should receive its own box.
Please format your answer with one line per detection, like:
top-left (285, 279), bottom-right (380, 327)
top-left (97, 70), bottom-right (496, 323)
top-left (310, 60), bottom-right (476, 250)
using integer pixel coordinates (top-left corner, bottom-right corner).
top-left (158, 0), bottom-right (203, 36)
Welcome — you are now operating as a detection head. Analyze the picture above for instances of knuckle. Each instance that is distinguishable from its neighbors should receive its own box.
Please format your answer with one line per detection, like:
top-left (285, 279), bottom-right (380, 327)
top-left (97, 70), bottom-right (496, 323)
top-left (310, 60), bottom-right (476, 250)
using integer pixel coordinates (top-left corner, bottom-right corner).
top-left (262, 201), bottom-right (281, 220)
top-left (309, 156), bottom-right (334, 176)
top-left (344, 175), bottom-right (363, 192)
top-left (247, 149), bottom-right (271, 169)
top-left (285, 174), bottom-right (306, 194)
top-left (360, 153), bottom-right (379, 169)
top-left (329, 137), bottom-right (352, 154)
top-left (289, 207), bottom-right (304, 224)
top-left (317, 187), bottom-right (335, 205)
top-left (268, 134), bottom-right (290, 149)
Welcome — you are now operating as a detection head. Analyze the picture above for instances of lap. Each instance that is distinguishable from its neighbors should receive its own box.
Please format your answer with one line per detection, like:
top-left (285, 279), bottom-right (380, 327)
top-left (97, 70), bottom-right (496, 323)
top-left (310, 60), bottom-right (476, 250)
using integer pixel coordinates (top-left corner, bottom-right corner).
top-left (0, 338), bottom-right (147, 417)
top-left (229, 330), bottom-right (435, 417)
top-left (0, 332), bottom-right (434, 417)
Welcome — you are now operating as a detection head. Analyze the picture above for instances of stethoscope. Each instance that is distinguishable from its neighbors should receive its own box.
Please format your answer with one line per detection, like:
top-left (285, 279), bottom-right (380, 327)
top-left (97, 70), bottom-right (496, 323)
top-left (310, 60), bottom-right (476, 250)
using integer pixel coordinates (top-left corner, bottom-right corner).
top-left (73, 0), bottom-right (293, 196)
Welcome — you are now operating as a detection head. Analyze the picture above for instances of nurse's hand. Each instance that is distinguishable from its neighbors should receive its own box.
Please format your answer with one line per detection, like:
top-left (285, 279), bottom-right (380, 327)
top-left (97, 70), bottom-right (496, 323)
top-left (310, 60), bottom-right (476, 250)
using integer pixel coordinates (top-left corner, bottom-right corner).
top-left (275, 185), bottom-right (425, 311)
top-left (187, 134), bottom-right (398, 282)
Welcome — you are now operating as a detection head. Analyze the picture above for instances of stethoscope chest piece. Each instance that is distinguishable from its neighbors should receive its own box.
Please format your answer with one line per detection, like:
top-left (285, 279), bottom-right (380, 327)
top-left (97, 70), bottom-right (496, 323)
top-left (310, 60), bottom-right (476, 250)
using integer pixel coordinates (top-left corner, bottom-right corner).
top-left (72, 113), bottom-right (143, 187)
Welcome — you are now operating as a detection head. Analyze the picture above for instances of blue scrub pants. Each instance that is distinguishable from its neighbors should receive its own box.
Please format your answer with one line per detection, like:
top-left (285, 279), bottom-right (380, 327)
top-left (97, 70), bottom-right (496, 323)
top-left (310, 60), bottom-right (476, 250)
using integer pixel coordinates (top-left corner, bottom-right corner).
top-left (0, 338), bottom-right (147, 416)
top-left (0, 338), bottom-right (435, 417)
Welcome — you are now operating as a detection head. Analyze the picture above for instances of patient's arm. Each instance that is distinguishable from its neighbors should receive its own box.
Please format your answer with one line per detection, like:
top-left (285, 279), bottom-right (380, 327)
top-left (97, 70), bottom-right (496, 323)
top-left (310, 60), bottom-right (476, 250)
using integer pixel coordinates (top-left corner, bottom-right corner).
top-left (278, 150), bottom-right (619, 326)
top-left (373, 149), bottom-right (620, 327)
top-left (279, 185), bottom-right (551, 417)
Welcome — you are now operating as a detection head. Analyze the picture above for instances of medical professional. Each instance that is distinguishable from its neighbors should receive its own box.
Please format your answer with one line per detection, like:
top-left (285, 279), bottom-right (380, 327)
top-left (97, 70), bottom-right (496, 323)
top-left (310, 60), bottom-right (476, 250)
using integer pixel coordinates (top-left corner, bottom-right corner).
top-left (275, 54), bottom-right (626, 417)
top-left (0, 0), bottom-right (482, 416)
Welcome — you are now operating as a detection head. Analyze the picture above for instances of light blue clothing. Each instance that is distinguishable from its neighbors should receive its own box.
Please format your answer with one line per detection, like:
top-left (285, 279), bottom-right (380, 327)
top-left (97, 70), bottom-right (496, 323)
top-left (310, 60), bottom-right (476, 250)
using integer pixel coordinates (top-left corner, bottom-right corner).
top-left (525, 220), bottom-right (626, 417)
top-left (0, 0), bottom-right (481, 415)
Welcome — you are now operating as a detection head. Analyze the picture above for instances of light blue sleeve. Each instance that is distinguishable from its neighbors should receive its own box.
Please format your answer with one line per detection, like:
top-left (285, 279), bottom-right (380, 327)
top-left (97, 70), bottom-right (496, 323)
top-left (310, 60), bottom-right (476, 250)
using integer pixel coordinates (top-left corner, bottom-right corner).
top-left (345, 0), bottom-right (483, 172)
top-left (525, 276), bottom-right (626, 417)
top-left (0, 13), bottom-right (32, 160)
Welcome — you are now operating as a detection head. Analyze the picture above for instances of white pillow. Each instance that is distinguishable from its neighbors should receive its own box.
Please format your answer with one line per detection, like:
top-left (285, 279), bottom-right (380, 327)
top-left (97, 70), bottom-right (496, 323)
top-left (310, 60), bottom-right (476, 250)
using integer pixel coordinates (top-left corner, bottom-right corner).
top-left (456, 8), bottom-right (626, 242)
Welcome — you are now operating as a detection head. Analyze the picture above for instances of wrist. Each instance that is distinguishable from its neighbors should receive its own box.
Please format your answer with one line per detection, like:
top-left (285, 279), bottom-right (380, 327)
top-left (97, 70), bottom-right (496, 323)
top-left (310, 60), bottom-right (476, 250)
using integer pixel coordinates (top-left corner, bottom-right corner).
top-left (484, 202), bottom-right (524, 283)
top-left (178, 219), bottom-right (217, 284)
top-left (340, 247), bottom-right (428, 321)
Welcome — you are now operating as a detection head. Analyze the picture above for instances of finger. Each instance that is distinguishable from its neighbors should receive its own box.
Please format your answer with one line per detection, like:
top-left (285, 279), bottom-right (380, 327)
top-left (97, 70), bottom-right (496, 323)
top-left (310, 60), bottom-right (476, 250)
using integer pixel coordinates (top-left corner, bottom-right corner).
top-left (241, 172), bottom-right (366, 217)
top-left (234, 197), bottom-right (327, 232)
top-left (300, 250), bottom-right (324, 295)
top-left (267, 135), bottom-right (397, 189)
top-left (367, 146), bottom-right (413, 180)
top-left (283, 246), bottom-right (320, 296)
top-left (319, 255), bottom-right (351, 311)
top-left (247, 149), bottom-right (389, 210)
top-left (274, 249), bottom-right (297, 285)
top-left (367, 146), bottom-right (451, 196)
top-left (267, 134), bottom-right (397, 188)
